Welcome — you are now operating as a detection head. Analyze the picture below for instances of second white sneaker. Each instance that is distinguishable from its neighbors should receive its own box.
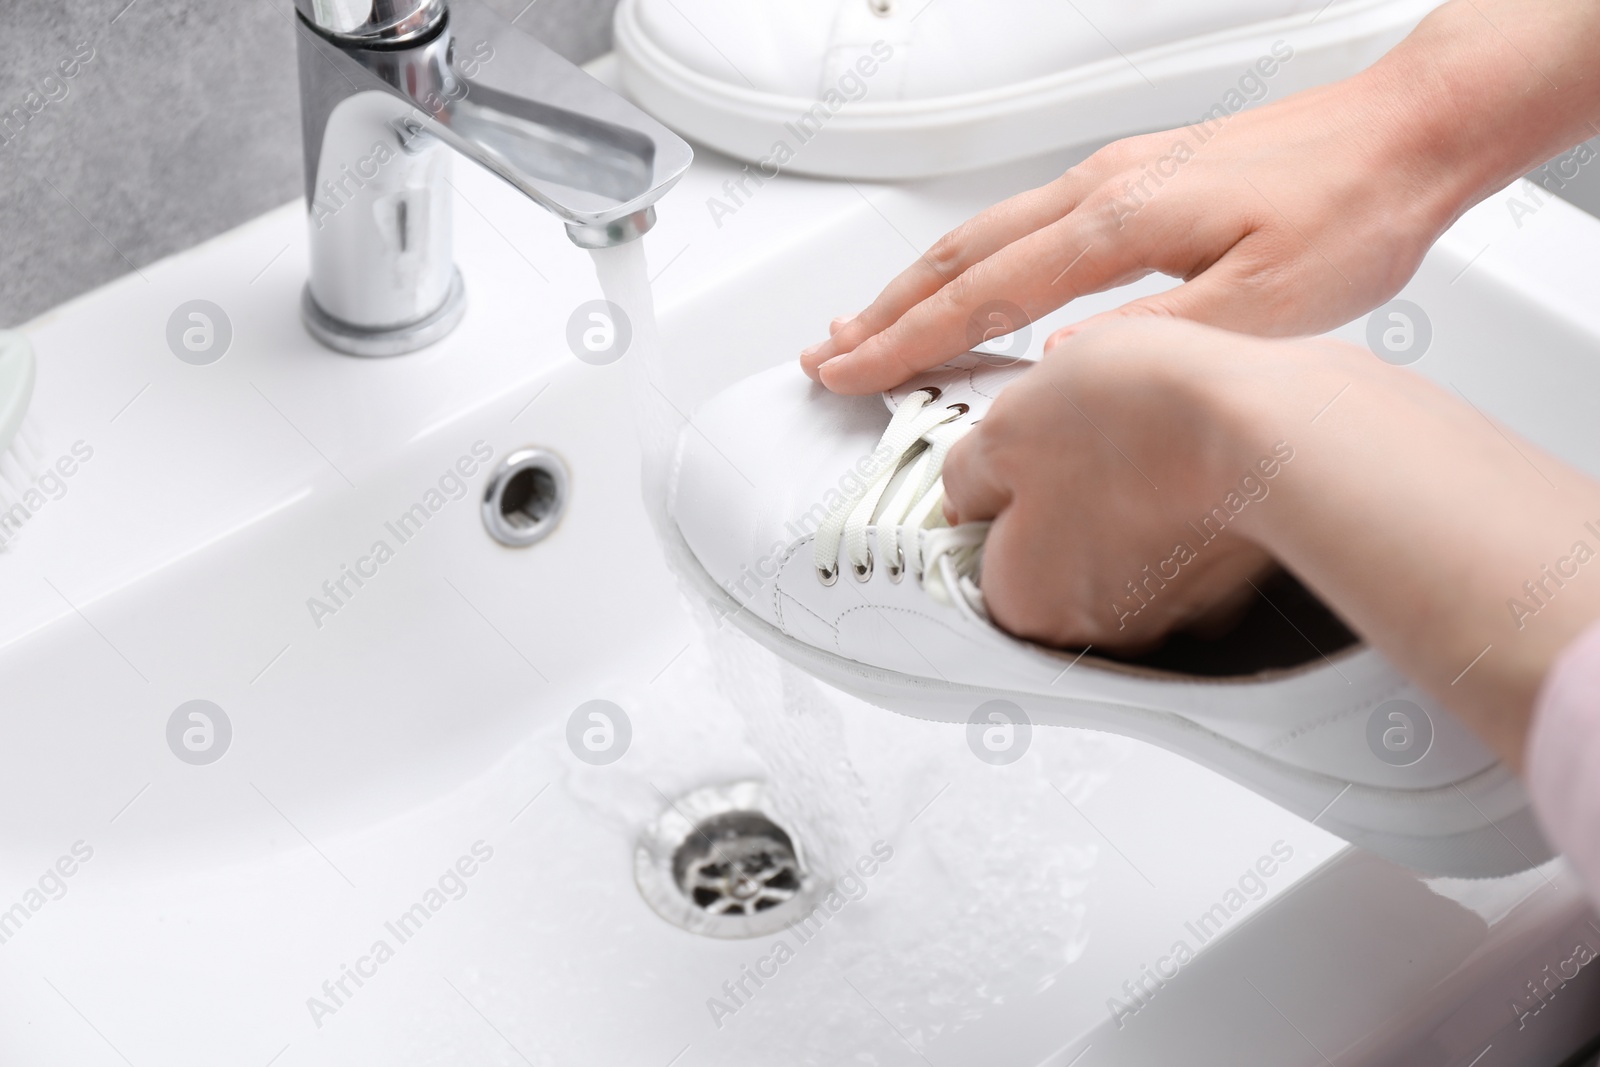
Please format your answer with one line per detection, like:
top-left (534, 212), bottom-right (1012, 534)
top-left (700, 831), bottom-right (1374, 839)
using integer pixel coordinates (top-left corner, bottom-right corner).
top-left (616, 0), bottom-right (1442, 179)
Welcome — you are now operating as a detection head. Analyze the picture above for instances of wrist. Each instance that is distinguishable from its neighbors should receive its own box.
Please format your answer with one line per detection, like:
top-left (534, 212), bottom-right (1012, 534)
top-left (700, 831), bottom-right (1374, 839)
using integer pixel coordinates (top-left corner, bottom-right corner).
top-left (1335, 53), bottom-right (1490, 242)
top-left (1182, 336), bottom-right (1355, 546)
top-left (1147, 332), bottom-right (1320, 524)
top-left (1349, 0), bottom-right (1600, 228)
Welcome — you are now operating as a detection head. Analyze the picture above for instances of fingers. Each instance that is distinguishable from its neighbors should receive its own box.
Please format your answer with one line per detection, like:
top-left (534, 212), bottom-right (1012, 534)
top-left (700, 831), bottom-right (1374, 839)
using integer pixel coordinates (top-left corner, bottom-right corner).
top-left (800, 174), bottom-right (1087, 382)
top-left (816, 207), bottom-right (1150, 395)
top-left (940, 431), bottom-right (1011, 525)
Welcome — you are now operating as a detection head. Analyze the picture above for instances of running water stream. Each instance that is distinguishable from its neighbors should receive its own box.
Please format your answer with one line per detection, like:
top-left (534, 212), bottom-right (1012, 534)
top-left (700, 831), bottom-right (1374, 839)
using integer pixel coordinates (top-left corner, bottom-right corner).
top-left (587, 242), bottom-right (880, 881)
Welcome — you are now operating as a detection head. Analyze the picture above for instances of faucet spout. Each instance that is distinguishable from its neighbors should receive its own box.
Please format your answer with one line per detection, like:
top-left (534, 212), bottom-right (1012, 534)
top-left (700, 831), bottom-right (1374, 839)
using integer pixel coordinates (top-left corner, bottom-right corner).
top-left (294, 0), bottom-right (693, 355)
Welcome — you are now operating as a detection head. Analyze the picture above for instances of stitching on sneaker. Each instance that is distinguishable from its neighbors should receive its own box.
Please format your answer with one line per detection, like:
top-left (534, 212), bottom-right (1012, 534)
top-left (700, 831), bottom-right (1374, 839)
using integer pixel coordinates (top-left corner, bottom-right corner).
top-left (778, 589), bottom-right (837, 639)
top-left (831, 601), bottom-right (970, 658)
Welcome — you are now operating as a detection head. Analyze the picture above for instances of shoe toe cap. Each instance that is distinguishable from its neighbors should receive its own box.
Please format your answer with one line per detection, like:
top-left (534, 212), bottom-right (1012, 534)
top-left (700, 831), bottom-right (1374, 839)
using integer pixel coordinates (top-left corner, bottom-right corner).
top-left (669, 362), bottom-right (888, 621)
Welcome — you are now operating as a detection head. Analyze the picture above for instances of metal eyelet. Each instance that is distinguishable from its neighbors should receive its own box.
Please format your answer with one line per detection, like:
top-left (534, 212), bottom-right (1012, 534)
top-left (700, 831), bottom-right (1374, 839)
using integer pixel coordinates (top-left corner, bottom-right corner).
top-left (817, 563), bottom-right (839, 586)
top-left (946, 402), bottom-right (970, 416)
top-left (851, 552), bottom-right (874, 582)
top-left (867, 0), bottom-right (894, 15)
top-left (887, 547), bottom-right (906, 583)
top-left (919, 386), bottom-right (942, 404)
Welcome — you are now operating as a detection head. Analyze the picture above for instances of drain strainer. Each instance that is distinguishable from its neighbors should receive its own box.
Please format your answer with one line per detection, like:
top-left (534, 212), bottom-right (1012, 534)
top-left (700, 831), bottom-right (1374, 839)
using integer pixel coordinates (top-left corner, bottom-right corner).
top-left (635, 780), bottom-right (821, 939)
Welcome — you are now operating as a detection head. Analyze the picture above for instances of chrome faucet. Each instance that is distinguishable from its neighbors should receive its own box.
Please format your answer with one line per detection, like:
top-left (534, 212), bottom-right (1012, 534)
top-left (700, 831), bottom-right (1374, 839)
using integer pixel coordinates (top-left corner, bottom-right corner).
top-left (292, 0), bottom-right (693, 355)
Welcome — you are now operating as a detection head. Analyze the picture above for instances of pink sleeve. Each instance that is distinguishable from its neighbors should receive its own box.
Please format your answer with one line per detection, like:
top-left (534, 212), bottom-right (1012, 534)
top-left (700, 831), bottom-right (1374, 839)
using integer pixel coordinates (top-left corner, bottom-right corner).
top-left (1527, 618), bottom-right (1600, 900)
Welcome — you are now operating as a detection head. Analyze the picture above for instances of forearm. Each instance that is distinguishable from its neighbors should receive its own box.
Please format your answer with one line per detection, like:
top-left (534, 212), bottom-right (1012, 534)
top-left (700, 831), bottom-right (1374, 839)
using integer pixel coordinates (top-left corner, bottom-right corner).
top-left (1355, 0), bottom-right (1600, 228)
top-left (1223, 345), bottom-right (1600, 769)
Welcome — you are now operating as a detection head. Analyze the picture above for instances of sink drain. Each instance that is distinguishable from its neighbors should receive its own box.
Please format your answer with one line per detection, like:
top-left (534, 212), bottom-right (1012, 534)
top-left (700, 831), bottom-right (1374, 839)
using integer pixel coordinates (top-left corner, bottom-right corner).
top-left (635, 781), bottom-right (821, 939)
top-left (677, 811), bottom-right (803, 915)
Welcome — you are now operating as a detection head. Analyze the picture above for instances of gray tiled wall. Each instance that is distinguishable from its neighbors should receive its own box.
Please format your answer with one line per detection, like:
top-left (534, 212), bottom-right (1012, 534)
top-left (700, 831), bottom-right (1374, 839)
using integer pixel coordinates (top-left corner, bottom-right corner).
top-left (0, 0), bottom-right (619, 327)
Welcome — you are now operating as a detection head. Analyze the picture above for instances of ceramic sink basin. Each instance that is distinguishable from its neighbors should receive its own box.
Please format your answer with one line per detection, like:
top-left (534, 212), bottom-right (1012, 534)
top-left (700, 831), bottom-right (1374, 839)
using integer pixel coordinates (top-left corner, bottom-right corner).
top-left (1, 59), bottom-right (1599, 1067)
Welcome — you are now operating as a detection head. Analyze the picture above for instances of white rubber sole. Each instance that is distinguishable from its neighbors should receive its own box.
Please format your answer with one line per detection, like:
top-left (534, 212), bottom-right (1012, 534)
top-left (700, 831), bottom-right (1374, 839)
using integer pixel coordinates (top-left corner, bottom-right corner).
top-left (615, 0), bottom-right (1440, 180)
top-left (661, 518), bottom-right (1551, 878)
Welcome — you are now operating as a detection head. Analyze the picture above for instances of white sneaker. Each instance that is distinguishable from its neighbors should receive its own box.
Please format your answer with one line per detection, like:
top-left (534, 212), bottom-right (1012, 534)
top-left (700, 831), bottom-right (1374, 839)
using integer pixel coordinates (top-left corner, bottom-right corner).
top-left (665, 354), bottom-right (1551, 877)
top-left (615, 0), bottom-right (1441, 179)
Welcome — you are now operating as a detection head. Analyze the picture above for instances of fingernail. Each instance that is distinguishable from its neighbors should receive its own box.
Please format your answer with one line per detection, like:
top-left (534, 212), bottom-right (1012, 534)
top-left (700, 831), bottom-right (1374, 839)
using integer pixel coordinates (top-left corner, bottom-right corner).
top-left (818, 355), bottom-right (844, 376)
top-left (801, 341), bottom-right (825, 359)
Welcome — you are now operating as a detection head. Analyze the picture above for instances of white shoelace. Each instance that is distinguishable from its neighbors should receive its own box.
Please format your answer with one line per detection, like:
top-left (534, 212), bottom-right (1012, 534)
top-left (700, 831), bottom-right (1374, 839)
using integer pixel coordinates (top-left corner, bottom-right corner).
top-left (811, 389), bottom-right (990, 615)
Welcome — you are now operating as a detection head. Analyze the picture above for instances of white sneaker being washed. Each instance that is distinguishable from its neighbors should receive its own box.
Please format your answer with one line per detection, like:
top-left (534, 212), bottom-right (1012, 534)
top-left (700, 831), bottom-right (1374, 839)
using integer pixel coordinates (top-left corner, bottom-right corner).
top-left (615, 0), bottom-right (1442, 179)
top-left (665, 354), bottom-right (1551, 878)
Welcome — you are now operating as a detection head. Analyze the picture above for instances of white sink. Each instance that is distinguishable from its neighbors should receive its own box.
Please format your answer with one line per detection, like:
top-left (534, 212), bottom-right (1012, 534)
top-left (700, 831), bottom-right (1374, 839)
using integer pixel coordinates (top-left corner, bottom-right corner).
top-left (3, 64), bottom-right (1599, 1066)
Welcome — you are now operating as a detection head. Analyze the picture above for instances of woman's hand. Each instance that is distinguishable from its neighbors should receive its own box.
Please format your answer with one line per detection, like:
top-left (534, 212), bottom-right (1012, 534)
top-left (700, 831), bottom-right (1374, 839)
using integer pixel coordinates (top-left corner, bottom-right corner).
top-left (946, 318), bottom-right (1600, 769)
top-left (801, 75), bottom-right (1451, 395)
top-left (802, 0), bottom-right (1600, 396)
top-left (941, 320), bottom-right (1292, 653)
